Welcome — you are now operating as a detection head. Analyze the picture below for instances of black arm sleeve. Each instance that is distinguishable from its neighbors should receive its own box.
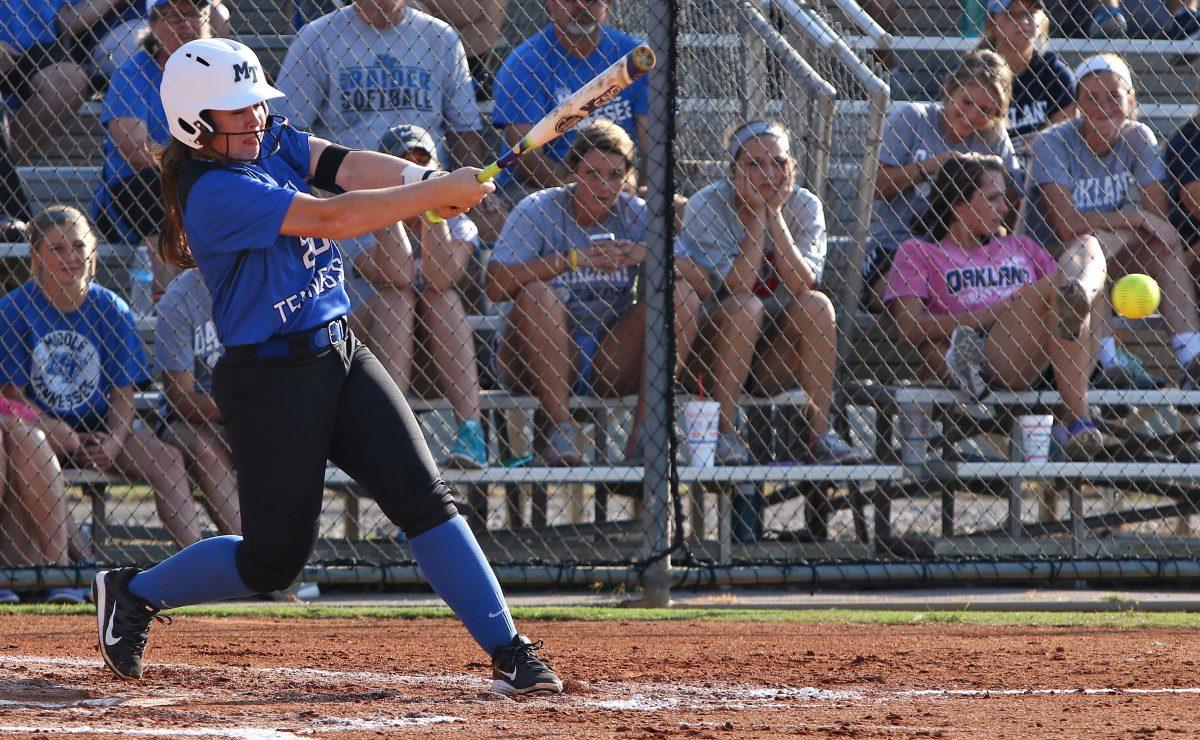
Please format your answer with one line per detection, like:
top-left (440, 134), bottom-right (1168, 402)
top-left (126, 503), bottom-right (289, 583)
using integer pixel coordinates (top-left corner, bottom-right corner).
top-left (311, 144), bottom-right (353, 194)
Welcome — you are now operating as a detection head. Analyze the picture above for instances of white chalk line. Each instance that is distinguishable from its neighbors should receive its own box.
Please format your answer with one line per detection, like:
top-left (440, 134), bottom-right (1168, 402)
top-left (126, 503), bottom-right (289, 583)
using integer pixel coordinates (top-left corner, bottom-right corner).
top-left (0, 716), bottom-right (463, 739)
top-left (3, 652), bottom-right (1199, 736)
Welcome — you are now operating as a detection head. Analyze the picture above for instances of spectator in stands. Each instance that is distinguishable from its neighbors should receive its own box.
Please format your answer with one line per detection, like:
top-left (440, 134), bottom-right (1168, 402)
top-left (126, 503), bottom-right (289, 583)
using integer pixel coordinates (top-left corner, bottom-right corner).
top-left (274, 0), bottom-right (504, 237)
top-left (0, 0), bottom-right (98, 158)
top-left (487, 120), bottom-right (707, 466)
top-left (154, 268), bottom-right (239, 535)
top-left (980, 0), bottom-right (1076, 158)
top-left (888, 153), bottom-right (1107, 459)
top-left (273, 0), bottom-right (487, 167)
top-left (94, 0), bottom-right (211, 294)
top-left (1026, 54), bottom-right (1200, 389)
top-left (0, 206), bottom-right (204, 548)
top-left (417, 0), bottom-right (509, 100)
top-left (89, 0), bottom-right (232, 82)
top-left (862, 50), bottom-right (1021, 312)
top-left (342, 124), bottom-right (490, 469)
top-left (1166, 78), bottom-right (1200, 274)
top-left (0, 398), bottom-right (89, 604)
top-left (489, 0), bottom-right (650, 241)
top-left (679, 121), bottom-right (857, 465)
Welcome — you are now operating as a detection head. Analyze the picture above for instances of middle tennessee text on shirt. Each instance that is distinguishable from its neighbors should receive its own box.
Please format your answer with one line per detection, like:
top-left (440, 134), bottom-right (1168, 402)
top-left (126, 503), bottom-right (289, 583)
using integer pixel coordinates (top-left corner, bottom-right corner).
top-left (0, 282), bottom-right (150, 429)
top-left (1024, 118), bottom-right (1165, 249)
top-left (883, 234), bottom-right (1058, 316)
top-left (178, 124), bottom-right (350, 347)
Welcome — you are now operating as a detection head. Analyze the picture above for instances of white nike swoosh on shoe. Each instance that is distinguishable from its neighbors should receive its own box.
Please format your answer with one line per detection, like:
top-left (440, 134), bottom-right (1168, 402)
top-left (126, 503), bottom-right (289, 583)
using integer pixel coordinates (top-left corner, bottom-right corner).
top-left (488, 610), bottom-right (505, 618)
top-left (497, 667), bottom-right (517, 681)
top-left (104, 605), bottom-right (121, 647)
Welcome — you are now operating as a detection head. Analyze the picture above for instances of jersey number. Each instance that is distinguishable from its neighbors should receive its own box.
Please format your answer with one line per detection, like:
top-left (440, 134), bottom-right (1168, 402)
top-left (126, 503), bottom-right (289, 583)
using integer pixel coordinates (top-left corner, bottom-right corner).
top-left (301, 237), bottom-right (332, 268)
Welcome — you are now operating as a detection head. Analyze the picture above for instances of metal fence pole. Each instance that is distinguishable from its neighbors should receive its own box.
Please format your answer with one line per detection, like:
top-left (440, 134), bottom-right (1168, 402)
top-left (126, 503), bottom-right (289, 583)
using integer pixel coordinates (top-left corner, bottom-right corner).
top-left (639, 0), bottom-right (678, 607)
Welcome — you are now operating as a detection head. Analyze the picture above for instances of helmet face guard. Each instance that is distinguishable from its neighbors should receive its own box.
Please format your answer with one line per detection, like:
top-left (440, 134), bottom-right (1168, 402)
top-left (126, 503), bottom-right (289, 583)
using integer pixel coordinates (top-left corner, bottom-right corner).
top-left (203, 113), bottom-right (289, 164)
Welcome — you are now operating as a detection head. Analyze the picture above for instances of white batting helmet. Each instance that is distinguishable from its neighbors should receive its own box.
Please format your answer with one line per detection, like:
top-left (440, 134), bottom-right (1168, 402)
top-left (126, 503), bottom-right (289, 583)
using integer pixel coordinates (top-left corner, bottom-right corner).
top-left (161, 38), bottom-right (284, 149)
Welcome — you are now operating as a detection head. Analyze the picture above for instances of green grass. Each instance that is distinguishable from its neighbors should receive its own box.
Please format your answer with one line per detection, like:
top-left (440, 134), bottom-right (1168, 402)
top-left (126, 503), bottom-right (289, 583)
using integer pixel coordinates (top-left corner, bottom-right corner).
top-left (6, 603), bottom-right (1200, 629)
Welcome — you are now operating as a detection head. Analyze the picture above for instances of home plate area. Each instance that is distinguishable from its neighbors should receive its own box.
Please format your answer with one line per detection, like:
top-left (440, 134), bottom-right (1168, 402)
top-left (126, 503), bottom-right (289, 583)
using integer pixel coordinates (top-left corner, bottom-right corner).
top-left (0, 614), bottom-right (1196, 738)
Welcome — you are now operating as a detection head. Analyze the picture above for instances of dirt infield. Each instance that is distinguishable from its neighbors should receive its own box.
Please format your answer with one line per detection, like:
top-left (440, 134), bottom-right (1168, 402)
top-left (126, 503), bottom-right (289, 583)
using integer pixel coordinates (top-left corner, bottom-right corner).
top-left (0, 613), bottom-right (1197, 738)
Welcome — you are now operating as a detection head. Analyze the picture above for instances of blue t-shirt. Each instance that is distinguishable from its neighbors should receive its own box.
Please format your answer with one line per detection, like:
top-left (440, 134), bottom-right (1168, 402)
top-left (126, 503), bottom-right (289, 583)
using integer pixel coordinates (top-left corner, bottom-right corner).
top-left (1008, 51), bottom-right (1075, 139)
top-left (1165, 118), bottom-right (1200, 249)
top-left (180, 124), bottom-right (350, 346)
top-left (0, 0), bottom-right (67, 51)
top-left (0, 281), bottom-right (149, 429)
top-left (94, 49), bottom-right (171, 233)
top-left (492, 24), bottom-right (649, 185)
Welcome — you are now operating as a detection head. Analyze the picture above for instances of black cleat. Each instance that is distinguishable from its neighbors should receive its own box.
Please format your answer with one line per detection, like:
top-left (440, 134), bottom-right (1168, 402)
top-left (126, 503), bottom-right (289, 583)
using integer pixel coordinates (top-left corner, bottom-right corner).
top-left (491, 634), bottom-right (563, 696)
top-left (93, 568), bottom-right (165, 680)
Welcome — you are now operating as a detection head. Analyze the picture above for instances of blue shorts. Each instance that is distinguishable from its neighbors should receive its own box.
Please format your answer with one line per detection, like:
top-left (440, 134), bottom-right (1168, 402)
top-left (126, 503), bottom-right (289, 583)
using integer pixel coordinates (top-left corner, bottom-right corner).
top-left (495, 320), bottom-right (608, 397)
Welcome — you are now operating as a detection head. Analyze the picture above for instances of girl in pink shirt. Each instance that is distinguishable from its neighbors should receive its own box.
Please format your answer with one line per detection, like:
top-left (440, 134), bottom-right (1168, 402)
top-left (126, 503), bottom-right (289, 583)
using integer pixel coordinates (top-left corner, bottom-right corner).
top-left (885, 152), bottom-right (1108, 459)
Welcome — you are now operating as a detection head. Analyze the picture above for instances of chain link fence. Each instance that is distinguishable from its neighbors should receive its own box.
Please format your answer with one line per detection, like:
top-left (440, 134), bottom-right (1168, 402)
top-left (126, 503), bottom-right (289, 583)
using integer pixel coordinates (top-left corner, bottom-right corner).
top-left (4, 0), bottom-right (1200, 604)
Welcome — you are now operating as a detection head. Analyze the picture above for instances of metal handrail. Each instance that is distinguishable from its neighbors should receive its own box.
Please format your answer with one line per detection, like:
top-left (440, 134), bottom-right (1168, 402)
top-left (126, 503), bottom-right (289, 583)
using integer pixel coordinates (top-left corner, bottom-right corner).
top-left (737, 0), bottom-right (837, 198)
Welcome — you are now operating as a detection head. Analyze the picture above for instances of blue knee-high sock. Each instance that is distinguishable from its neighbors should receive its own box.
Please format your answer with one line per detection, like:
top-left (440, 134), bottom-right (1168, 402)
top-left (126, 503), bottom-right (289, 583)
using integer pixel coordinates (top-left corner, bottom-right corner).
top-left (127, 535), bottom-right (255, 610)
top-left (409, 516), bottom-right (517, 656)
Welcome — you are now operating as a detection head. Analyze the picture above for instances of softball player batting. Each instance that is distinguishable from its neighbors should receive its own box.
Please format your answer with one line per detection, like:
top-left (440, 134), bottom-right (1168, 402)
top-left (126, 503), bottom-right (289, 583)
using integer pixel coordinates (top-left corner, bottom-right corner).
top-left (92, 38), bottom-right (562, 696)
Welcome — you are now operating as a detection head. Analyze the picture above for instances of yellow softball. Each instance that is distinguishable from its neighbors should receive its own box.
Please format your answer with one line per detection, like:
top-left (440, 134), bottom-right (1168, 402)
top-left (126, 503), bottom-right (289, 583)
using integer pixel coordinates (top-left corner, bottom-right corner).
top-left (1111, 274), bottom-right (1161, 320)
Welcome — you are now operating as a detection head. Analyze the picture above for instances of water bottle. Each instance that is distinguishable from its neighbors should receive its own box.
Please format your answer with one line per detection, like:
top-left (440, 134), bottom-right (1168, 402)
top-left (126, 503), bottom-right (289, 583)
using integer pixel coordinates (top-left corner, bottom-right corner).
top-left (897, 399), bottom-right (934, 467)
top-left (130, 245), bottom-right (154, 319)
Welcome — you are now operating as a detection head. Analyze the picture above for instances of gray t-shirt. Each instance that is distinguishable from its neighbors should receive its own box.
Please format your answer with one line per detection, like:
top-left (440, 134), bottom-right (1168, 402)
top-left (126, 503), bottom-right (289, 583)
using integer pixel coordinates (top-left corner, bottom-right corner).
top-left (272, 6), bottom-right (481, 154)
top-left (155, 268), bottom-right (222, 416)
top-left (342, 213), bottom-right (478, 303)
top-left (865, 102), bottom-right (1020, 280)
top-left (1023, 119), bottom-right (1165, 250)
top-left (677, 178), bottom-right (827, 292)
top-left (490, 187), bottom-right (651, 336)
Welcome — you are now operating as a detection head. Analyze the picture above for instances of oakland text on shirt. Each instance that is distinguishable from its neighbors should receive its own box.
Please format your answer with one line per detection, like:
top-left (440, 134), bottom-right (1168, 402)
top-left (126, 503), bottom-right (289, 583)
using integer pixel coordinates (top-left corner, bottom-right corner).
top-left (553, 264), bottom-right (635, 306)
top-left (192, 319), bottom-right (222, 369)
top-left (338, 55), bottom-right (433, 113)
top-left (1009, 100), bottom-right (1050, 133)
top-left (943, 260), bottom-right (1033, 297)
top-left (1072, 172), bottom-right (1134, 211)
top-left (31, 330), bottom-right (102, 414)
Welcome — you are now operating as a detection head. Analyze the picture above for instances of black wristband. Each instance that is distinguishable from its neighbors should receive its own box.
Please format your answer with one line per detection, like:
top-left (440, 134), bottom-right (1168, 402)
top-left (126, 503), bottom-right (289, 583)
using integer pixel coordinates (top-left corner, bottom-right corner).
top-left (312, 144), bottom-right (353, 193)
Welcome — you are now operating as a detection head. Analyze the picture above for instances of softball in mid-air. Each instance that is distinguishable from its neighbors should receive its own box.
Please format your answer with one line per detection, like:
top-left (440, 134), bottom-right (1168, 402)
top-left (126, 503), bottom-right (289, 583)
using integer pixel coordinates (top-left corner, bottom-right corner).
top-left (1112, 274), bottom-right (1161, 320)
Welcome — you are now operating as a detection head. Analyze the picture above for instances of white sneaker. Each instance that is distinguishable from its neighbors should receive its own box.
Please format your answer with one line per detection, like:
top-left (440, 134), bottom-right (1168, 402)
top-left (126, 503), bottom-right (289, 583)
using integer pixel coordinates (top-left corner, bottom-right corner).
top-left (946, 328), bottom-right (989, 400)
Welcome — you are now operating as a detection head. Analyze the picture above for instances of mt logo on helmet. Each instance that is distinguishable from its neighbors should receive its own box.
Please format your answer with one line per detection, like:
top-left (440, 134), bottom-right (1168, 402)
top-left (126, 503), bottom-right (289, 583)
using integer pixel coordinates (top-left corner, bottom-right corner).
top-left (233, 61), bottom-right (259, 84)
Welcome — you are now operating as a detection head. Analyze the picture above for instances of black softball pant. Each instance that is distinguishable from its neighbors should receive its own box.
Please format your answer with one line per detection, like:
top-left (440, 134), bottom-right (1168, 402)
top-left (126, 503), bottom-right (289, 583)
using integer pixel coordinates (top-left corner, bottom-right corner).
top-left (211, 329), bottom-right (458, 593)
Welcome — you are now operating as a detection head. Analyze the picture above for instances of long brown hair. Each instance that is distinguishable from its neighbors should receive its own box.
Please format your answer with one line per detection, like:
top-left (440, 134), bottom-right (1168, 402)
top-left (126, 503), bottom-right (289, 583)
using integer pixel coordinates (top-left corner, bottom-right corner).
top-left (27, 205), bottom-right (99, 286)
top-left (157, 138), bottom-right (197, 268)
top-left (912, 153), bottom-right (1005, 242)
top-left (941, 50), bottom-right (1013, 134)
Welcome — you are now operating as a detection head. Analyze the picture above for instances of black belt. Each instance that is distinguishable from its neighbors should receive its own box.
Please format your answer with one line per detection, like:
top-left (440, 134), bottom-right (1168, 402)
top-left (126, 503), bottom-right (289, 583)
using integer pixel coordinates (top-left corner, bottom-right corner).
top-left (226, 316), bottom-right (348, 360)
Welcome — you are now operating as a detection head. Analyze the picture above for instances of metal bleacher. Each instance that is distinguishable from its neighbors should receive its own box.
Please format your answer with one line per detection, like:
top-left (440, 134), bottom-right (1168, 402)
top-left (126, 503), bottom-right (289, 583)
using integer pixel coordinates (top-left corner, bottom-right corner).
top-left (16, 0), bottom-right (1200, 570)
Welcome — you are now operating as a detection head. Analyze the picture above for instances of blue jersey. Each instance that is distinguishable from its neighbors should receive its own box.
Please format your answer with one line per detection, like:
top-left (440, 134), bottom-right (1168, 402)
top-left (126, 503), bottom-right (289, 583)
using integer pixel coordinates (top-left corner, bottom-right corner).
top-left (0, 0), bottom-right (67, 51)
top-left (179, 124), bottom-right (350, 346)
top-left (0, 281), bottom-right (150, 429)
top-left (492, 24), bottom-right (649, 186)
top-left (95, 49), bottom-right (171, 237)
